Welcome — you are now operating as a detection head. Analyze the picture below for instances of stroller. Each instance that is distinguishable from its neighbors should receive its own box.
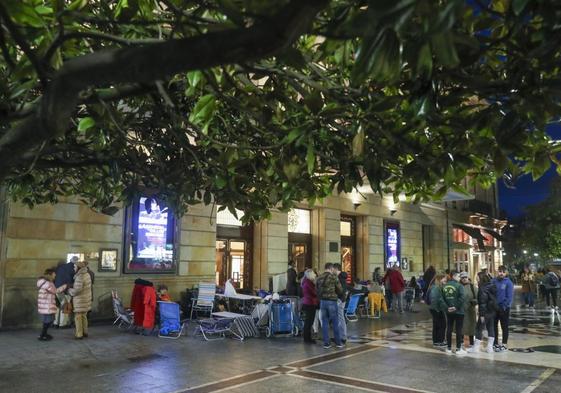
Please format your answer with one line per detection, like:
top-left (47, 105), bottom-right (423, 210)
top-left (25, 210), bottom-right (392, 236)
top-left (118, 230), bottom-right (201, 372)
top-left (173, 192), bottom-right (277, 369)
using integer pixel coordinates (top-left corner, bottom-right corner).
top-left (112, 290), bottom-right (134, 329)
top-left (266, 299), bottom-right (297, 337)
top-left (158, 301), bottom-right (188, 339)
top-left (404, 288), bottom-right (415, 311)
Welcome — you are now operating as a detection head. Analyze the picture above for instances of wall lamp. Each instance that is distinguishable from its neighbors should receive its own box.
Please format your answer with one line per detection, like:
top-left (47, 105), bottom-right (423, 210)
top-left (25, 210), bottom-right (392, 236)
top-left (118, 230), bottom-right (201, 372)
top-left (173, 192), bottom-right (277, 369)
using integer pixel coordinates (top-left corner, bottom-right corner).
top-left (390, 208), bottom-right (397, 216)
top-left (353, 203), bottom-right (361, 210)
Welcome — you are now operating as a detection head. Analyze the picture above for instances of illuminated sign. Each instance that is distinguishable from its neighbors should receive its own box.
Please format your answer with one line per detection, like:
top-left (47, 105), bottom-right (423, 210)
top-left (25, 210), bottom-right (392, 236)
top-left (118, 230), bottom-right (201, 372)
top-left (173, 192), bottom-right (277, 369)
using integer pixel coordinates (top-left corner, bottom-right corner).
top-left (385, 222), bottom-right (401, 269)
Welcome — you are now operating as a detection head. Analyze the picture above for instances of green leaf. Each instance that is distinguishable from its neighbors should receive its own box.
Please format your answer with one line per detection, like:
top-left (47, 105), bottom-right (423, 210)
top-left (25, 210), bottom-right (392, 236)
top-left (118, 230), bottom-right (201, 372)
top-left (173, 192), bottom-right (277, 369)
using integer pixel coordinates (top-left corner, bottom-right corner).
top-left (512, 0), bottom-right (530, 15)
top-left (189, 94), bottom-right (216, 128)
top-left (352, 126), bottom-right (365, 157)
top-left (416, 43), bottom-right (433, 77)
top-left (306, 143), bottom-right (315, 175)
top-left (430, 33), bottom-right (459, 67)
top-left (352, 29), bottom-right (401, 84)
top-left (285, 129), bottom-right (302, 143)
top-left (77, 117), bottom-right (95, 133)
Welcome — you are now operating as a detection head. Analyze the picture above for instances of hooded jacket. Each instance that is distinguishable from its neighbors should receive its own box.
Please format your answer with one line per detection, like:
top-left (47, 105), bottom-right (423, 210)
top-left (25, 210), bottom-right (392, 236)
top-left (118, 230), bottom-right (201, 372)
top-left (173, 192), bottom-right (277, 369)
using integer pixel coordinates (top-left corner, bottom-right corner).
top-left (316, 271), bottom-right (343, 301)
top-left (301, 277), bottom-right (319, 306)
top-left (491, 276), bottom-right (514, 310)
top-left (383, 269), bottom-right (405, 294)
top-left (37, 278), bottom-right (65, 315)
top-left (477, 281), bottom-right (498, 317)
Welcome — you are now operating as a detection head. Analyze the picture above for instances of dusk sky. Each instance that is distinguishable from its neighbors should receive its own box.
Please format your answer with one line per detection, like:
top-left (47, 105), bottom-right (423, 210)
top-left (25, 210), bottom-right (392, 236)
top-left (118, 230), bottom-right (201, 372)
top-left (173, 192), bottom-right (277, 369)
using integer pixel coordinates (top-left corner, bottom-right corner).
top-left (499, 123), bottom-right (561, 218)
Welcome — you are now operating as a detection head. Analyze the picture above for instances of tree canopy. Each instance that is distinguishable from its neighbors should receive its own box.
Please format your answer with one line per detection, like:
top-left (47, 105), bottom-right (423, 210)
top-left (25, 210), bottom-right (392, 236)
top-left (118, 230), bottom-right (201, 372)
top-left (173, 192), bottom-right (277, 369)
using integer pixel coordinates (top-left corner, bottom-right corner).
top-left (1, 0), bottom-right (561, 220)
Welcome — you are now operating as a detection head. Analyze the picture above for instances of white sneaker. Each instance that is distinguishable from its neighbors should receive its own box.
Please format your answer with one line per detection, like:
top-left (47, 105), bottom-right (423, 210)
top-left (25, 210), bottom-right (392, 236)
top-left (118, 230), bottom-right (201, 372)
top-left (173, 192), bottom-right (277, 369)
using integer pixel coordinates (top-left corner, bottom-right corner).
top-left (455, 349), bottom-right (468, 356)
top-left (445, 348), bottom-right (453, 355)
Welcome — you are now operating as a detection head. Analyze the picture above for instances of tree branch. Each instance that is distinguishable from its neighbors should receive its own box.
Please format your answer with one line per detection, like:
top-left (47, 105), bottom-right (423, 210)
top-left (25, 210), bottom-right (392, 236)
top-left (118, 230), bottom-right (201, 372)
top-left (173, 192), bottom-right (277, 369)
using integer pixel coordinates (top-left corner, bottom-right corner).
top-left (0, 0), bottom-right (328, 180)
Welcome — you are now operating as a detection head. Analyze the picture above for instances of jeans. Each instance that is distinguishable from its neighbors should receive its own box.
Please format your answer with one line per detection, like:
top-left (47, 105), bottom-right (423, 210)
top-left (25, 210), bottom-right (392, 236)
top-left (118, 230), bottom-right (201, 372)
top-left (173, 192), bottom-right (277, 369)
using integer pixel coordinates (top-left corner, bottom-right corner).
top-left (429, 309), bottom-right (446, 344)
top-left (446, 313), bottom-right (464, 350)
top-left (302, 304), bottom-right (317, 342)
top-left (494, 308), bottom-right (510, 345)
top-left (475, 314), bottom-right (495, 340)
top-left (385, 290), bottom-right (393, 310)
top-left (393, 291), bottom-right (404, 312)
top-left (545, 289), bottom-right (559, 307)
top-left (337, 299), bottom-right (347, 340)
top-left (523, 292), bottom-right (535, 307)
top-left (320, 300), bottom-right (341, 346)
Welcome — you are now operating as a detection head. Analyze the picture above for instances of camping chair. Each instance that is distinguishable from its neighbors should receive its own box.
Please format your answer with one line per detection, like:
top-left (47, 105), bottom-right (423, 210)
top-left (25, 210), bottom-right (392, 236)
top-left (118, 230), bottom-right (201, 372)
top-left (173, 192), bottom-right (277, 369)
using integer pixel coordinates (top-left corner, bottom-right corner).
top-left (194, 318), bottom-right (235, 341)
top-left (190, 282), bottom-right (216, 319)
top-left (345, 294), bottom-right (362, 322)
top-left (112, 290), bottom-right (134, 329)
top-left (157, 301), bottom-right (188, 339)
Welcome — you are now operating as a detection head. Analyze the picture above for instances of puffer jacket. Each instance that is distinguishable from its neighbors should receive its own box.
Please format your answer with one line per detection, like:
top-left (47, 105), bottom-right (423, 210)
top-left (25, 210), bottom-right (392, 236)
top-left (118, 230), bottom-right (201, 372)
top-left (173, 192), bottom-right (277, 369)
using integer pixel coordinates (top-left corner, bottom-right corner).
top-left (478, 281), bottom-right (498, 318)
top-left (37, 278), bottom-right (64, 315)
top-left (69, 267), bottom-right (92, 313)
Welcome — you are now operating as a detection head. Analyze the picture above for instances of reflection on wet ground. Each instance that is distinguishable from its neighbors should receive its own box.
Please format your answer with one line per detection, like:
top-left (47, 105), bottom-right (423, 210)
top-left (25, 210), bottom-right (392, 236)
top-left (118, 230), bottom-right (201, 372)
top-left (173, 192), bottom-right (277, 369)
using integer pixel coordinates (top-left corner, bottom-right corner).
top-left (531, 345), bottom-right (561, 354)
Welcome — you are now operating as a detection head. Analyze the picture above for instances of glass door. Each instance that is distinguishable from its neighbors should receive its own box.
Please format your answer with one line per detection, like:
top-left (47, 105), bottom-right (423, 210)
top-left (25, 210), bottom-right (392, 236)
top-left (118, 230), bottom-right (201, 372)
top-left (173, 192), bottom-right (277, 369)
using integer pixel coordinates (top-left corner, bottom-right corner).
top-left (289, 242), bottom-right (310, 273)
top-left (341, 216), bottom-right (356, 285)
top-left (215, 239), bottom-right (249, 290)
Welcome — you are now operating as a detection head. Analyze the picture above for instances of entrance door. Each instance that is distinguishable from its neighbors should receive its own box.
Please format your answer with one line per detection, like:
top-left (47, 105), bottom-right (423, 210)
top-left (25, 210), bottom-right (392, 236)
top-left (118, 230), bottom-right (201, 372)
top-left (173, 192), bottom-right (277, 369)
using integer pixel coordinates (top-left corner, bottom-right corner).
top-left (289, 241), bottom-right (311, 272)
top-left (215, 239), bottom-right (250, 290)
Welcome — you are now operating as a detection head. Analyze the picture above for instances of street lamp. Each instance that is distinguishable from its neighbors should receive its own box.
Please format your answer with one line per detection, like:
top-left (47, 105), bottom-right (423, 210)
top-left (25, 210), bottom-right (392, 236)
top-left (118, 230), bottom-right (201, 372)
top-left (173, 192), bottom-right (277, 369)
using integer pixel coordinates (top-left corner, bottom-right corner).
top-left (533, 253), bottom-right (539, 257)
top-left (523, 250), bottom-right (528, 255)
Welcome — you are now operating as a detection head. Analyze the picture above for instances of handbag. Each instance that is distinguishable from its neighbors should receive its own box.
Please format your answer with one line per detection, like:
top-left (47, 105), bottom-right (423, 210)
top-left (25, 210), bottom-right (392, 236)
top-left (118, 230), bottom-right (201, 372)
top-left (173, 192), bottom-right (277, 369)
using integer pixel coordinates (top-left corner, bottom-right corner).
top-left (63, 300), bottom-right (73, 314)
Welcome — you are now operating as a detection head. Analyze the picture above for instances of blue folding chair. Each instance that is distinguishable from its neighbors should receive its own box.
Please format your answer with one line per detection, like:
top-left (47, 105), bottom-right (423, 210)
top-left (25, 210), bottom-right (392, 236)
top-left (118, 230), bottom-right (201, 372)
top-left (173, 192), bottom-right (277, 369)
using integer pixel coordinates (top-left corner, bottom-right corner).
top-left (158, 301), bottom-right (187, 339)
top-left (345, 294), bottom-right (362, 322)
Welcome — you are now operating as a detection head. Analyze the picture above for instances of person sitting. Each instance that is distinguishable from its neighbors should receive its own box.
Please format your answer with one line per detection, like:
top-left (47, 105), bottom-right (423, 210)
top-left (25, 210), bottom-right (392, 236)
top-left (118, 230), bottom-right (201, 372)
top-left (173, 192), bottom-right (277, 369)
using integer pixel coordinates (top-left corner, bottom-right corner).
top-left (157, 285), bottom-right (172, 302)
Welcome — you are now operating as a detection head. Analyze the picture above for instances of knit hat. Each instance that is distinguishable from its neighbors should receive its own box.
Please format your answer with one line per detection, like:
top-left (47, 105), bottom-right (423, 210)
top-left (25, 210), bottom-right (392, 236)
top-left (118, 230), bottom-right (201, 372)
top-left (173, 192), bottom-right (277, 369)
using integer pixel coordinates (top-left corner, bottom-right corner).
top-left (460, 272), bottom-right (469, 279)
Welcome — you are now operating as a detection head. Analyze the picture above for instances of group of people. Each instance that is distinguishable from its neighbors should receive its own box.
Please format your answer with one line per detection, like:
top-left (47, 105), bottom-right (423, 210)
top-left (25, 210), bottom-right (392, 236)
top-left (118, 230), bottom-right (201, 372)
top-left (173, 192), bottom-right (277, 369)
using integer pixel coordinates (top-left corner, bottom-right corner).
top-left (293, 262), bottom-right (348, 349)
top-left (427, 266), bottom-right (514, 355)
top-left (37, 256), bottom-right (93, 341)
top-left (520, 266), bottom-right (560, 309)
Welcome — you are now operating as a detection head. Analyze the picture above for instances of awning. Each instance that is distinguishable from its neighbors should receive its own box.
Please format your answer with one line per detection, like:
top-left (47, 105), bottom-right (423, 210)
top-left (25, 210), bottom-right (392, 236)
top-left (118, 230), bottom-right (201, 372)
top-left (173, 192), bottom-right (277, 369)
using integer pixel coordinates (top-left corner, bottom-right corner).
top-left (483, 229), bottom-right (504, 242)
top-left (452, 242), bottom-right (472, 250)
top-left (454, 224), bottom-right (485, 250)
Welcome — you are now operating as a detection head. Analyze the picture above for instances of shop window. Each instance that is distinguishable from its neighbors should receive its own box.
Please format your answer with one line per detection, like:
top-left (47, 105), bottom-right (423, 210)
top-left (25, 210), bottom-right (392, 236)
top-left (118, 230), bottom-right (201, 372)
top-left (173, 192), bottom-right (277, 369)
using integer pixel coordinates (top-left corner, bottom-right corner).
top-left (288, 208), bottom-right (311, 234)
top-left (216, 206), bottom-right (244, 226)
top-left (124, 196), bottom-right (177, 273)
top-left (340, 221), bottom-right (352, 237)
top-left (453, 228), bottom-right (470, 243)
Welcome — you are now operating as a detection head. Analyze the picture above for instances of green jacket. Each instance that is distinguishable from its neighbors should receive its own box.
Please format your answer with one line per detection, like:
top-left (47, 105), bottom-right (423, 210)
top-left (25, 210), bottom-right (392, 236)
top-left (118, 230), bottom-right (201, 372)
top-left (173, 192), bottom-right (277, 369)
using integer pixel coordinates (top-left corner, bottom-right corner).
top-left (438, 279), bottom-right (465, 315)
top-left (316, 272), bottom-right (343, 301)
top-left (428, 285), bottom-right (446, 312)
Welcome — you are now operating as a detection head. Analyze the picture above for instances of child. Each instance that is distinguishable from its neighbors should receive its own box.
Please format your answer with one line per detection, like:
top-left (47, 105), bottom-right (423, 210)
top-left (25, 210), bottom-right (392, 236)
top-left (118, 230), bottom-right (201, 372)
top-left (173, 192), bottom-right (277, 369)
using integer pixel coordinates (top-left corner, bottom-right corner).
top-left (157, 285), bottom-right (172, 302)
top-left (37, 268), bottom-right (67, 341)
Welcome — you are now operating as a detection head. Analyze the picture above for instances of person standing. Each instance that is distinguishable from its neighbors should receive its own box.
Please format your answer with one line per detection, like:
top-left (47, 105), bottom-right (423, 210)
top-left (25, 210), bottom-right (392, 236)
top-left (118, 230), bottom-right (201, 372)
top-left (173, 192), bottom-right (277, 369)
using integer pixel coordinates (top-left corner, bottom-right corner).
top-left (428, 274), bottom-right (447, 347)
top-left (301, 269), bottom-right (319, 344)
top-left (372, 267), bottom-right (383, 285)
top-left (316, 263), bottom-right (344, 349)
top-left (383, 265), bottom-right (405, 313)
top-left (440, 271), bottom-right (466, 355)
top-left (472, 272), bottom-right (498, 353)
top-left (54, 258), bottom-right (76, 328)
top-left (543, 268), bottom-right (560, 309)
top-left (460, 272), bottom-right (478, 351)
top-left (492, 266), bottom-right (514, 352)
top-left (333, 263), bottom-right (348, 344)
top-left (520, 266), bottom-right (537, 308)
top-left (286, 260), bottom-right (298, 296)
top-left (37, 268), bottom-right (67, 341)
top-left (423, 265), bottom-right (436, 295)
top-left (69, 261), bottom-right (93, 339)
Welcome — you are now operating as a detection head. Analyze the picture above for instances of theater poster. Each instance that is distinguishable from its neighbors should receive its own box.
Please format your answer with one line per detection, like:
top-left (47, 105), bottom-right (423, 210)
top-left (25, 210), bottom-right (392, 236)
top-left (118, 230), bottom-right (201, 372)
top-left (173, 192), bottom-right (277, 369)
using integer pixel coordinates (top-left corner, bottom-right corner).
top-left (125, 197), bottom-right (176, 273)
top-left (384, 221), bottom-right (401, 269)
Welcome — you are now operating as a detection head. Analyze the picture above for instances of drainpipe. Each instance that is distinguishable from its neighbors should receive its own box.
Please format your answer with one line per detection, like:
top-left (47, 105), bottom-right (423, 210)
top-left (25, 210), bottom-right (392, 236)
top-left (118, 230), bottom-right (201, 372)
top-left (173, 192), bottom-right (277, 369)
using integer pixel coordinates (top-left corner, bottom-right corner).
top-left (446, 203), bottom-right (451, 271)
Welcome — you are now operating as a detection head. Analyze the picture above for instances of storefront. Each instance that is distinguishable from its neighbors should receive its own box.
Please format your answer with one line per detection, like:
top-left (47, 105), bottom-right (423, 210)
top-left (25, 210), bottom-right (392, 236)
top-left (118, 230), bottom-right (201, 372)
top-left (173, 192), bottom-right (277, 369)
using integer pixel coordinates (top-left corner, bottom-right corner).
top-left (340, 215), bottom-right (356, 284)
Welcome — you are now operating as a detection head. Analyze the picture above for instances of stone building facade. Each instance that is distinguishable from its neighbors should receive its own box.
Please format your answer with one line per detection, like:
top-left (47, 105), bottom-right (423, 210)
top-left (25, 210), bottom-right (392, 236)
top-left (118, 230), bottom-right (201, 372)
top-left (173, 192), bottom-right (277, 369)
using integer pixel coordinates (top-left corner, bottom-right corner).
top-left (0, 186), bottom-right (503, 328)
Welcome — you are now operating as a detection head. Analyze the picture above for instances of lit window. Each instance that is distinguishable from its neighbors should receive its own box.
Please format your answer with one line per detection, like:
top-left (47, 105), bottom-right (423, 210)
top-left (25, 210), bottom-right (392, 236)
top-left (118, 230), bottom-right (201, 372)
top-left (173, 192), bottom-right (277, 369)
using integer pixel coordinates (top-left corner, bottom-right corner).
top-left (216, 206), bottom-right (244, 226)
top-left (288, 208), bottom-right (311, 234)
top-left (340, 221), bottom-right (352, 237)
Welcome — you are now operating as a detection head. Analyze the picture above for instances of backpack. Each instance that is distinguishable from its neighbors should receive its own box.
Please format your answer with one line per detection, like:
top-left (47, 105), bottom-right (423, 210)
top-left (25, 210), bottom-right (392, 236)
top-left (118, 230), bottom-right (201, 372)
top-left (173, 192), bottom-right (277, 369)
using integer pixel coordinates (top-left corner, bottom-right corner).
top-left (548, 272), bottom-right (560, 287)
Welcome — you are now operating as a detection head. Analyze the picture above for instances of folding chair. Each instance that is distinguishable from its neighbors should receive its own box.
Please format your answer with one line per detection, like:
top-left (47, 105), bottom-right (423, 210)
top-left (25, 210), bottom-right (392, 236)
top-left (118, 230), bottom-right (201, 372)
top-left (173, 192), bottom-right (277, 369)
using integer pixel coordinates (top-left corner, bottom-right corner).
top-left (158, 301), bottom-right (188, 339)
top-left (190, 282), bottom-right (216, 319)
top-left (112, 290), bottom-right (134, 329)
top-left (345, 294), bottom-right (362, 322)
top-left (194, 318), bottom-right (236, 341)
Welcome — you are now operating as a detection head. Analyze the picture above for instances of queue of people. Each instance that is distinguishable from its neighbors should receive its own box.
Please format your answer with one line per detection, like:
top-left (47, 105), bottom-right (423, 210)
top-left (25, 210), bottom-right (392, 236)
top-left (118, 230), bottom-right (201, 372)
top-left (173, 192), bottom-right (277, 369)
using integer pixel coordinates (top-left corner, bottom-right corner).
top-left (427, 266), bottom-right (515, 355)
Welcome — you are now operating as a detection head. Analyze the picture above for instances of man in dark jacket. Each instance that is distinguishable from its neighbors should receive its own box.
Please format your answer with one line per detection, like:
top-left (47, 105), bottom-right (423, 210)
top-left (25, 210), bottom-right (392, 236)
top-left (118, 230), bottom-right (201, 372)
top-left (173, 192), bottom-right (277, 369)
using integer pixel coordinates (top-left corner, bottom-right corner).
top-left (54, 258), bottom-right (76, 328)
top-left (286, 260), bottom-right (298, 296)
top-left (439, 271), bottom-right (466, 355)
top-left (316, 263), bottom-right (344, 349)
top-left (333, 263), bottom-right (348, 344)
top-left (492, 266), bottom-right (514, 352)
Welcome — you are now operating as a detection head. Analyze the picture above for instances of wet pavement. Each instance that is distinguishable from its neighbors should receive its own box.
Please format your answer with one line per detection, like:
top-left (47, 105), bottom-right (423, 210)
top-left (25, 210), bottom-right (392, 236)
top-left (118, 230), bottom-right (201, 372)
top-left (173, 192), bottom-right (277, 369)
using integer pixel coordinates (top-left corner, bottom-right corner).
top-left (1, 298), bottom-right (560, 392)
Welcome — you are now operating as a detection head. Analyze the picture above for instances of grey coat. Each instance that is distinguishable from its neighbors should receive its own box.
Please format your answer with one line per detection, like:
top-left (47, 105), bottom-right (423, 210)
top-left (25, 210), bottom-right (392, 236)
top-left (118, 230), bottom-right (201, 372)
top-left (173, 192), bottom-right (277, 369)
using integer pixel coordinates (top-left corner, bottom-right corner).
top-left (69, 267), bottom-right (92, 313)
top-left (462, 283), bottom-right (478, 336)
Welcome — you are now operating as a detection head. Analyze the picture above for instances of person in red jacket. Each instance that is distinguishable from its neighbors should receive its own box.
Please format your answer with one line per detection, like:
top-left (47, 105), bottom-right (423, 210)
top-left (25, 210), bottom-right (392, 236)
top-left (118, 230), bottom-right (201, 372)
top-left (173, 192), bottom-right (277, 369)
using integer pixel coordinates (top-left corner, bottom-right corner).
top-left (383, 265), bottom-right (406, 313)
